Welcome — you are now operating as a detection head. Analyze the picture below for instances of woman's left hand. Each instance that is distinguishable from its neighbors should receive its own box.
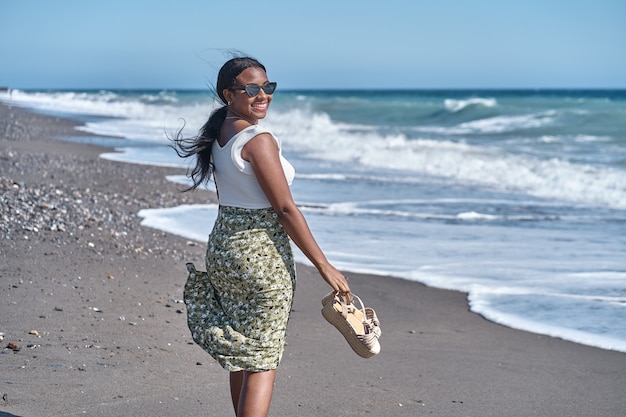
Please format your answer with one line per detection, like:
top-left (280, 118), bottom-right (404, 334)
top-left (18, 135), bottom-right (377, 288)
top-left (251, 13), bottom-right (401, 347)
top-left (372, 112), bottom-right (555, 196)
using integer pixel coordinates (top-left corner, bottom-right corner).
top-left (318, 263), bottom-right (350, 294)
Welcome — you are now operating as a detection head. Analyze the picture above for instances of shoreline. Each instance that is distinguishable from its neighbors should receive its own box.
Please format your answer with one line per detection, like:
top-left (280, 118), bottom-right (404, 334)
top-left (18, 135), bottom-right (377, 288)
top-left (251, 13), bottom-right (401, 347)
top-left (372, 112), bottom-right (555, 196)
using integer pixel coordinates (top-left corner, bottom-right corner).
top-left (1, 101), bottom-right (625, 416)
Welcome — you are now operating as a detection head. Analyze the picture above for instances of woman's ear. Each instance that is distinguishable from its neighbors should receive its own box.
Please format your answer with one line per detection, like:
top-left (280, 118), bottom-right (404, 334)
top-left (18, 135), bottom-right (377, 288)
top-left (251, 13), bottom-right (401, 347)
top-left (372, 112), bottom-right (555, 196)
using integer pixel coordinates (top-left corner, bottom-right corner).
top-left (223, 89), bottom-right (232, 105)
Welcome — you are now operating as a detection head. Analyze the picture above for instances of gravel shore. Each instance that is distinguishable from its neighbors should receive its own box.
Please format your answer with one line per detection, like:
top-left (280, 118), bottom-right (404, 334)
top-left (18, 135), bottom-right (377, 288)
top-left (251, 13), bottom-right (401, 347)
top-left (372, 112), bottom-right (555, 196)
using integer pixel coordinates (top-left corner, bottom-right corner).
top-left (1, 101), bottom-right (625, 417)
top-left (0, 104), bottom-right (214, 259)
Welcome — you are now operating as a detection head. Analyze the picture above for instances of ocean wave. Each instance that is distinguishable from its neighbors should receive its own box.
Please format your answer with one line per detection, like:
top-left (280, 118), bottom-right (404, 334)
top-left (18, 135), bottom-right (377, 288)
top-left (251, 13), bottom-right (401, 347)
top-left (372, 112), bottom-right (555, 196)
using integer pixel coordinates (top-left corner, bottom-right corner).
top-left (405, 266), bottom-right (626, 354)
top-left (3, 89), bottom-right (215, 143)
top-left (297, 199), bottom-right (572, 223)
top-left (416, 110), bottom-right (557, 135)
top-left (6, 90), bottom-right (626, 210)
top-left (456, 110), bottom-right (557, 133)
top-left (138, 91), bottom-right (179, 104)
top-left (455, 211), bottom-right (498, 220)
top-left (267, 109), bottom-right (626, 210)
top-left (467, 289), bottom-right (626, 353)
top-left (444, 97), bottom-right (497, 112)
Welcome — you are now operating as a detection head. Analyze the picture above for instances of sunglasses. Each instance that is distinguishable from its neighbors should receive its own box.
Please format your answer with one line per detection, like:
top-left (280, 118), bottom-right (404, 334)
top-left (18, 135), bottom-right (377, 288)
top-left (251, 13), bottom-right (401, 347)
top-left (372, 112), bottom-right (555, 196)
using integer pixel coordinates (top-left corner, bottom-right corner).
top-left (230, 82), bottom-right (277, 97)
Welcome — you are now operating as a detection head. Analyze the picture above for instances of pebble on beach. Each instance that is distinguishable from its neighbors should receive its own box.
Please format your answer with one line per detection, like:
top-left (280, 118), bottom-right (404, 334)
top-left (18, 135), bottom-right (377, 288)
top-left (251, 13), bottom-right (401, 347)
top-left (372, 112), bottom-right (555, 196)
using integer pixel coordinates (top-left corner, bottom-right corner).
top-left (6, 342), bottom-right (20, 351)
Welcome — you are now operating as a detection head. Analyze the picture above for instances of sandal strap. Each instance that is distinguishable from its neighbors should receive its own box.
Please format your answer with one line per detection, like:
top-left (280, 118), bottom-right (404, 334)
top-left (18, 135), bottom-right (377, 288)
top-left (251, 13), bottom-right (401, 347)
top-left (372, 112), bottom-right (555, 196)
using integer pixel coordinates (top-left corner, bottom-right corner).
top-left (335, 292), bottom-right (380, 336)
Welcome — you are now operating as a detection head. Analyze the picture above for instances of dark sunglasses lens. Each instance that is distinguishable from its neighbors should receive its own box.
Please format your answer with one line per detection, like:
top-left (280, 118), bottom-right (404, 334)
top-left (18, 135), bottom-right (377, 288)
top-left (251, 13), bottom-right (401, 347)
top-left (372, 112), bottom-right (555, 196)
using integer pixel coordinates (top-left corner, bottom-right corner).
top-left (262, 82), bottom-right (277, 94)
top-left (244, 85), bottom-right (261, 97)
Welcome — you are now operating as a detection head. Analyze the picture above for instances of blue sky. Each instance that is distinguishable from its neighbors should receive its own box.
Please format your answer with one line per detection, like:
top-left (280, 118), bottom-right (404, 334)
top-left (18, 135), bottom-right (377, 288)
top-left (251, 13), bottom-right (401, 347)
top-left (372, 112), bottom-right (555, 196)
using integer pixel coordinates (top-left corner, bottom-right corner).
top-left (1, 0), bottom-right (625, 89)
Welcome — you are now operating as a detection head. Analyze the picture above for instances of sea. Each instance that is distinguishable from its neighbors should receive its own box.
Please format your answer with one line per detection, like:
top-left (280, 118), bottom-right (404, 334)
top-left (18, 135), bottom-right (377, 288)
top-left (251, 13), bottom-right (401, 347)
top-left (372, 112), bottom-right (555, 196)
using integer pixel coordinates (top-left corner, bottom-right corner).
top-left (2, 88), bottom-right (625, 354)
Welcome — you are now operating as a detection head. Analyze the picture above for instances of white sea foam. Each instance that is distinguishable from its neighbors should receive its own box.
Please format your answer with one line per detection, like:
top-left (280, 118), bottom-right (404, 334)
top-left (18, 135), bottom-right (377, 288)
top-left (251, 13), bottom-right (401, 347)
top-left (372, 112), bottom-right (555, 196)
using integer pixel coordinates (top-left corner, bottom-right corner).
top-left (456, 111), bottom-right (557, 133)
top-left (4, 89), bottom-right (211, 143)
top-left (100, 146), bottom-right (185, 168)
top-left (418, 111), bottom-right (557, 135)
top-left (468, 287), bottom-right (626, 353)
top-left (6, 89), bottom-right (149, 117)
top-left (268, 109), bottom-right (626, 209)
top-left (456, 211), bottom-right (498, 220)
top-left (469, 292), bottom-right (626, 353)
top-left (444, 97), bottom-right (497, 112)
top-left (138, 204), bottom-right (217, 242)
top-left (574, 134), bottom-right (612, 143)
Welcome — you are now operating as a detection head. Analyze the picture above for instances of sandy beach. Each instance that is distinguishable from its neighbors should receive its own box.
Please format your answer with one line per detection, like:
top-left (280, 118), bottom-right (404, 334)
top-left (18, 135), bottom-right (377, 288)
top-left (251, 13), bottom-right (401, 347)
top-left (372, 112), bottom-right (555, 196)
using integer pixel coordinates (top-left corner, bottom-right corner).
top-left (1, 101), bottom-right (625, 417)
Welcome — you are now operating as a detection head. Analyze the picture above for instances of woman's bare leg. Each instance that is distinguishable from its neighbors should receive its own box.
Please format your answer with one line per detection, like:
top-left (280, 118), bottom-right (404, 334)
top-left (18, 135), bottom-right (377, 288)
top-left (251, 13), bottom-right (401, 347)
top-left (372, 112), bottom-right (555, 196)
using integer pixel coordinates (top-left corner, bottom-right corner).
top-left (236, 369), bottom-right (276, 417)
top-left (230, 371), bottom-right (245, 415)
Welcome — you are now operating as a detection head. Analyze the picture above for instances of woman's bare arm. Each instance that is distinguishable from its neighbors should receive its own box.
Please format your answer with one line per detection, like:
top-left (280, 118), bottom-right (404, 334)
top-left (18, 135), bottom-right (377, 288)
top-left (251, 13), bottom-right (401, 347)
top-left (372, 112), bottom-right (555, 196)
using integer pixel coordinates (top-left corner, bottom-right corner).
top-left (242, 133), bottom-right (350, 293)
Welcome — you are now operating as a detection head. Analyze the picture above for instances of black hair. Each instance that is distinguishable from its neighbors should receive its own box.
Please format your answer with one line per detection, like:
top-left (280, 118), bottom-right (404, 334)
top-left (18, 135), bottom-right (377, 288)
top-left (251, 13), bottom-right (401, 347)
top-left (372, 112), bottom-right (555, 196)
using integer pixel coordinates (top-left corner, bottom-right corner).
top-left (170, 56), bottom-right (266, 191)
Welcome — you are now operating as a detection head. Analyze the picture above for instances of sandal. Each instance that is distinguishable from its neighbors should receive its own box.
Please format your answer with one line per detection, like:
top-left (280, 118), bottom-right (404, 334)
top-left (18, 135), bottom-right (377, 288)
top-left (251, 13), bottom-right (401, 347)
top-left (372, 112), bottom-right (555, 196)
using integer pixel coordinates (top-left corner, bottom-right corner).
top-left (321, 291), bottom-right (381, 358)
top-left (322, 291), bottom-right (382, 338)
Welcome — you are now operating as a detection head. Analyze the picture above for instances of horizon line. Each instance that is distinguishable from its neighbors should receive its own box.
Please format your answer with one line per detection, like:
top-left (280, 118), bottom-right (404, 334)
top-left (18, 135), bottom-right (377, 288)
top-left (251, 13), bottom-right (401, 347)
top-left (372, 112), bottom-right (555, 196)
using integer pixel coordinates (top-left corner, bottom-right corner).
top-left (3, 86), bottom-right (626, 92)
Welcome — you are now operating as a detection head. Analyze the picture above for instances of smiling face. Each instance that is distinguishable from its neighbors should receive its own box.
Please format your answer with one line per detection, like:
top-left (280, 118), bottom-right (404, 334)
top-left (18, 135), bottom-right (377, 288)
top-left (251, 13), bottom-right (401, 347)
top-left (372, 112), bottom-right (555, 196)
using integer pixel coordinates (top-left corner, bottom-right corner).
top-left (224, 66), bottom-right (273, 123)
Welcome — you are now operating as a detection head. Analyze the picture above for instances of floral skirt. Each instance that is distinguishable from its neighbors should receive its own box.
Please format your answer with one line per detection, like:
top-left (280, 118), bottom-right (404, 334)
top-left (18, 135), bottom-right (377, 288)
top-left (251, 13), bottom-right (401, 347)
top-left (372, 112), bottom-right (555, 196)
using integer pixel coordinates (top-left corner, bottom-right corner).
top-left (184, 206), bottom-right (296, 372)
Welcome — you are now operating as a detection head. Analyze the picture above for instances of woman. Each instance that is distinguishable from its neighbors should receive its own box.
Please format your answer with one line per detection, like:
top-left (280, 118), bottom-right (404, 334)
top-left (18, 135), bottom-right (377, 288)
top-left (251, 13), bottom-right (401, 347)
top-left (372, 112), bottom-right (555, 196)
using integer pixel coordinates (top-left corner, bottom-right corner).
top-left (172, 56), bottom-right (350, 417)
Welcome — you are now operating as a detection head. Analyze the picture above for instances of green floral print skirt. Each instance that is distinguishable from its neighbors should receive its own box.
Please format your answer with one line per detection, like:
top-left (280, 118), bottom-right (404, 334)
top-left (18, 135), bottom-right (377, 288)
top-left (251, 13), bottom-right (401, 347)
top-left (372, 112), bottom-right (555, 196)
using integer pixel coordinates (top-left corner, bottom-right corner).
top-left (184, 206), bottom-right (296, 372)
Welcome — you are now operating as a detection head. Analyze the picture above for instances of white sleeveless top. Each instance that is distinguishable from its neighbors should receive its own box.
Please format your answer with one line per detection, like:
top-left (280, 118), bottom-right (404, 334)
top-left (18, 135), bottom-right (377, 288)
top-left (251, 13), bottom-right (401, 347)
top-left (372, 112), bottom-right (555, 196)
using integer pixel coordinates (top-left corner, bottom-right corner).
top-left (211, 125), bottom-right (295, 209)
